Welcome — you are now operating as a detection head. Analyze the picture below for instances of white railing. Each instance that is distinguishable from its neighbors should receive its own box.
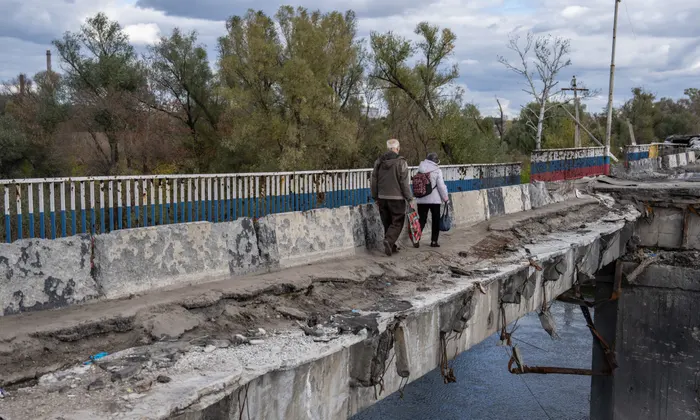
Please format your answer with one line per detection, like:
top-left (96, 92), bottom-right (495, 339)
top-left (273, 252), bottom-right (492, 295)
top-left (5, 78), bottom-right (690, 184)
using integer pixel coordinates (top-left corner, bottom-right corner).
top-left (1, 163), bottom-right (522, 242)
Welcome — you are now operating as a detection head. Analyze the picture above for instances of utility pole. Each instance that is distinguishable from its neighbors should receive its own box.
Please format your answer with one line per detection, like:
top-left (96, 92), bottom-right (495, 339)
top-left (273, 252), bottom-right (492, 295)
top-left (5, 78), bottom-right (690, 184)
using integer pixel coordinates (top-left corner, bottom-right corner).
top-left (605, 0), bottom-right (622, 171)
top-left (562, 76), bottom-right (589, 147)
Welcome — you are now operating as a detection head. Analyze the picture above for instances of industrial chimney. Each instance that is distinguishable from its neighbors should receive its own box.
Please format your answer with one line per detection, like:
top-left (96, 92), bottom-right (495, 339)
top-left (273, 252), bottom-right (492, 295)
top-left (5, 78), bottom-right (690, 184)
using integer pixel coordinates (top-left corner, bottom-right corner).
top-left (19, 73), bottom-right (26, 96)
top-left (46, 50), bottom-right (52, 73)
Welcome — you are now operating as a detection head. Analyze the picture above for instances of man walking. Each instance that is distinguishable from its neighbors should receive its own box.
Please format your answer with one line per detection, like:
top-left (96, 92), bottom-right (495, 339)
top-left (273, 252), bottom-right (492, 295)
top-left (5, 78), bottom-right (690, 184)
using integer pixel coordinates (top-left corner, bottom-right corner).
top-left (371, 139), bottom-right (412, 256)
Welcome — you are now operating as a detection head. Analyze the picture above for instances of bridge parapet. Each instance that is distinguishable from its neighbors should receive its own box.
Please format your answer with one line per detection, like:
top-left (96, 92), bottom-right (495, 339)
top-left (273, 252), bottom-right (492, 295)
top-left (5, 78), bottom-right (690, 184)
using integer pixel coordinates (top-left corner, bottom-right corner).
top-left (530, 147), bottom-right (609, 182)
top-left (0, 163), bottom-right (521, 243)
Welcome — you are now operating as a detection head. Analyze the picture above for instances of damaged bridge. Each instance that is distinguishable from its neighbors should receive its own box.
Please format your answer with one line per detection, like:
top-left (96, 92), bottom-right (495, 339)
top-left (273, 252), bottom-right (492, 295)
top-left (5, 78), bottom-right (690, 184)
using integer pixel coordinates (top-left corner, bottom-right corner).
top-left (0, 152), bottom-right (699, 420)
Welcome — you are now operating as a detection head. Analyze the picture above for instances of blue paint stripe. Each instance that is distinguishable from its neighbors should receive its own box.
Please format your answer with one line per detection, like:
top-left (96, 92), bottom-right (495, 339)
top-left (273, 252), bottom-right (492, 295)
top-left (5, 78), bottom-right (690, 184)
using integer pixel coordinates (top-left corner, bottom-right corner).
top-left (118, 206), bottom-right (123, 230)
top-left (627, 151), bottom-right (649, 161)
top-left (4, 215), bottom-right (9, 243)
top-left (71, 210), bottom-right (77, 236)
top-left (90, 208), bottom-right (96, 234)
top-left (50, 212), bottom-right (57, 239)
top-left (159, 203), bottom-right (164, 225)
top-left (81, 209), bottom-right (87, 234)
top-left (531, 156), bottom-right (607, 174)
top-left (151, 204), bottom-right (156, 227)
top-left (60, 210), bottom-right (67, 238)
top-left (16, 214), bottom-right (22, 240)
top-left (29, 212), bottom-right (34, 238)
top-left (187, 202), bottom-right (193, 222)
top-left (40, 212), bottom-right (46, 238)
top-left (109, 207), bottom-right (114, 232)
top-left (127, 206), bottom-right (132, 228)
top-left (135, 205), bottom-right (141, 228)
top-left (100, 207), bottom-right (105, 234)
top-left (173, 202), bottom-right (178, 224)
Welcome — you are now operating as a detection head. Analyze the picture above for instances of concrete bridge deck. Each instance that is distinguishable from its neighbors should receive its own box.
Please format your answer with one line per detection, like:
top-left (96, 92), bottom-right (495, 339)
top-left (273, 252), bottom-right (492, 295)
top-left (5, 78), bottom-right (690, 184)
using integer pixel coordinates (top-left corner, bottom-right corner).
top-left (0, 188), bottom-right (640, 419)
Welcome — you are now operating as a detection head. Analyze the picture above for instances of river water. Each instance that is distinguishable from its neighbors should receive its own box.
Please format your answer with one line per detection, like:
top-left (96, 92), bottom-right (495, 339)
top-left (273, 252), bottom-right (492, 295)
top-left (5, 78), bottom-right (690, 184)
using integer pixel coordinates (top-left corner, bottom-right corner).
top-left (352, 302), bottom-right (592, 420)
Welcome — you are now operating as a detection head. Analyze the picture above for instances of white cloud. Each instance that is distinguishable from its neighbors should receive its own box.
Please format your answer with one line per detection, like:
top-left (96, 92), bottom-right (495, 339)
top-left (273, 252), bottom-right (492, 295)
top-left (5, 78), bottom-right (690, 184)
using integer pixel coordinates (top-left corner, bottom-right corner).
top-left (122, 23), bottom-right (161, 45)
top-left (561, 6), bottom-right (589, 19)
top-left (0, 0), bottom-right (697, 118)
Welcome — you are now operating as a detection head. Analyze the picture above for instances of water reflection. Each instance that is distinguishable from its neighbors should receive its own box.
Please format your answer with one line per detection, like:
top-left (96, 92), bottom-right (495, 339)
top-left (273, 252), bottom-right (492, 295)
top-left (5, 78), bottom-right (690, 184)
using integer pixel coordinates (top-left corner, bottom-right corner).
top-left (353, 302), bottom-right (592, 420)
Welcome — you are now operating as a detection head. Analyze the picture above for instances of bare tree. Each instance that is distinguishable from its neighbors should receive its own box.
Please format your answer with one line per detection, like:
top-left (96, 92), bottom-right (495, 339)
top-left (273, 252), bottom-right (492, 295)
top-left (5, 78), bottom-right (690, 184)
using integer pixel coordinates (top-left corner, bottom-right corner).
top-left (498, 32), bottom-right (571, 149)
top-left (495, 96), bottom-right (506, 140)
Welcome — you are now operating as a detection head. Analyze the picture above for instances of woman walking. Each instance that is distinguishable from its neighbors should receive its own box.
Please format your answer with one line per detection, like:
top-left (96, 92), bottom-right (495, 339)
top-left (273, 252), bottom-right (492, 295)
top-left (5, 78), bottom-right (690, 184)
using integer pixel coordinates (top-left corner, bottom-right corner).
top-left (414, 152), bottom-right (449, 247)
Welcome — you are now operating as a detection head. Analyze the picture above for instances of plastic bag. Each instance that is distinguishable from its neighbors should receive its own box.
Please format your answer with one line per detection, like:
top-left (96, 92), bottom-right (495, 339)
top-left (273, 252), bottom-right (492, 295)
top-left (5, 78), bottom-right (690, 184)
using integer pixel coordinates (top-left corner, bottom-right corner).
top-left (439, 205), bottom-right (452, 232)
top-left (406, 205), bottom-right (422, 247)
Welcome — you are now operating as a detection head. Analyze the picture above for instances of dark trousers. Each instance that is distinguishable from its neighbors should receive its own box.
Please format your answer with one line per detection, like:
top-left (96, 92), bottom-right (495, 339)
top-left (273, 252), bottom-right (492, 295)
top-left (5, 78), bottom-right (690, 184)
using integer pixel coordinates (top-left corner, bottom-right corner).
top-left (417, 203), bottom-right (441, 243)
top-left (378, 199), bottom-right (405, 246)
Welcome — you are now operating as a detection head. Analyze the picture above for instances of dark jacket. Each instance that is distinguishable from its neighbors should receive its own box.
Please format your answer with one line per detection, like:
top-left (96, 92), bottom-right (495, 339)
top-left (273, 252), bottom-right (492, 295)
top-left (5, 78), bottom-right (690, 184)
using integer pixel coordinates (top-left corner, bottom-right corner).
top-left (371, 151), bottom-right (412, 201)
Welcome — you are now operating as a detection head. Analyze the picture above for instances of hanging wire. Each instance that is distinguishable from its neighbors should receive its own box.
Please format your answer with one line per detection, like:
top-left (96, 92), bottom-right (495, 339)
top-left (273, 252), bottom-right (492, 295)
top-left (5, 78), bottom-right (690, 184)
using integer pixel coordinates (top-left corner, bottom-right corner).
top-left (502, 347), bottom-right (553, 420)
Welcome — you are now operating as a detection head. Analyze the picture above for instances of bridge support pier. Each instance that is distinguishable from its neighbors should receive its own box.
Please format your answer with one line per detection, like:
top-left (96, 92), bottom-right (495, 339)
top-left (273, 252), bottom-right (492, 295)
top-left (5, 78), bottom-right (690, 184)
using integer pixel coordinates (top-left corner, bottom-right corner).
top-left (589, 267), bottom-right (617, 420)
top-left (590, 256), bottom-right (700, 420)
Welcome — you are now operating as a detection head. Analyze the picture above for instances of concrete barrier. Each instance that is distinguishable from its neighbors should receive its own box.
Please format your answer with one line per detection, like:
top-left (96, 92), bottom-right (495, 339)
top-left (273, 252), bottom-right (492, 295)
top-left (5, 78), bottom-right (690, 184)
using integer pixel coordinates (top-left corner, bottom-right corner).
top-left (256, 207), bottom-right (360, 270)
top-left (528, 181), bottom-right (553, 208)
top-left (625, 144), bottom-right (650, 161)
top-left (530, 147), bottom-right (609, 182)
top-left (450, 189), bottom-right (489, 226)
top-left (93, 219), bottom-right (260, 299)
top-left (0, 235), bottom-right (98, 315)
top-left (662, 154), bottom-right (678, 169)
top-left (1, 182), bottom-right (545, 316)
top-left (441, 163), bottom-right (521, 192)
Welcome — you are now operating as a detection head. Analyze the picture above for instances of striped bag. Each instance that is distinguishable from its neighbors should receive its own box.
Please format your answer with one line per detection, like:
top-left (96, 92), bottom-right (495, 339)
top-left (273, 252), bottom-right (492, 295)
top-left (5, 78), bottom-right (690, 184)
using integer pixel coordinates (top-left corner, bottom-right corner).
top-left (406, 205), bottom-right (422, 248)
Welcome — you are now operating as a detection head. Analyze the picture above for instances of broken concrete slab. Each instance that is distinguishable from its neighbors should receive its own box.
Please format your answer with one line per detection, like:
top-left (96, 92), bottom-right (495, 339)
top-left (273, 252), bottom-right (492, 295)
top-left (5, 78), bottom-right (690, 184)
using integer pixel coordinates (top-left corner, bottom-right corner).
top-left (138, 306), bottom-right (201, 340)
top-left (276, 306), bottom-right (307, 320)
top-left (528, 181), bottom-right (552, 208)
top-left (0, 235), bottom-right (98, 316)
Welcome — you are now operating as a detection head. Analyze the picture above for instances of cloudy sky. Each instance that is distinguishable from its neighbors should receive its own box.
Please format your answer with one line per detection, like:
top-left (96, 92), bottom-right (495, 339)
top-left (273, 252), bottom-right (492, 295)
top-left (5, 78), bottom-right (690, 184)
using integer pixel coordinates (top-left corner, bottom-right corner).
top-left (2, 0), bottom-right (698, 116)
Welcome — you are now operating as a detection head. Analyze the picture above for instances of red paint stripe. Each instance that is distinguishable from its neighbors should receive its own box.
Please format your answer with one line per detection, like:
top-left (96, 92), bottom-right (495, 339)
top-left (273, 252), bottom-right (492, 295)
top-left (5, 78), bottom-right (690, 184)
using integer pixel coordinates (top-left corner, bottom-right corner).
top-left (531, 165), bottom-right (608, 182)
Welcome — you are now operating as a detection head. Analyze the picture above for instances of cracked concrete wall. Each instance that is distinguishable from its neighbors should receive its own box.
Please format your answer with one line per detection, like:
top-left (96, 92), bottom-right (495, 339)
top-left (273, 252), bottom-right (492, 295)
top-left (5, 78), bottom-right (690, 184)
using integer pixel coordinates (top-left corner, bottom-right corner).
top-left (173, 349), bottom-right (351, 420)
top-left (602, 261), bottom-right (700, 420)
top-left (255, 207), bottom-right (358, 270)
top-left (93, 219), bottom-right (259, 299)
top-left (0, 235), bottom-right (98, 315)
top-left (636, 208), bottom-right (684, 250)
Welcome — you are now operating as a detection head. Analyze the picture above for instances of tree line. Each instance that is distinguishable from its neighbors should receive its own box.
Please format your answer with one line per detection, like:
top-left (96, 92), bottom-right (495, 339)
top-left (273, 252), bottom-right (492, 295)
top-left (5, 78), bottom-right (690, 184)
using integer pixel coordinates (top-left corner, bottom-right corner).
top-left (1, 9), bottom-right (698, 179)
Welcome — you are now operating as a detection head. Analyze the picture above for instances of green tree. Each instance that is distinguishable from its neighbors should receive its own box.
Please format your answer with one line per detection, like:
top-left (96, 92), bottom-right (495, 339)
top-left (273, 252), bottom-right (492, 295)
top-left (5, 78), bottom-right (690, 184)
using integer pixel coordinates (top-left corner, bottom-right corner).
top-left (218, 7), bottom-right (365, 171)
top-left (53, 12), bottom-right (145, 173)
top-left (144, 28), bottom-right (221, 172)
top-left (370, 22), bottom-right (467, 161)
top-left (620, 87), bottom-right (660, 144)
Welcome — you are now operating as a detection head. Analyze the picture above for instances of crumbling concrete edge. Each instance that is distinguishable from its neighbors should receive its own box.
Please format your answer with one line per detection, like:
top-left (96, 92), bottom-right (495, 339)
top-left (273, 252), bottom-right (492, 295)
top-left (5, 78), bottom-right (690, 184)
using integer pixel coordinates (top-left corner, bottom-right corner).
top-left (62, 209), bottom-right (640, 420)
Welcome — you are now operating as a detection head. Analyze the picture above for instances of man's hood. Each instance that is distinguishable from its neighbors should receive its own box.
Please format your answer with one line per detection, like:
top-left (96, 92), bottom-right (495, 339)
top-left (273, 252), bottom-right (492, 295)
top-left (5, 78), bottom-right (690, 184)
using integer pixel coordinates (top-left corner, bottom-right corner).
top-left (418, 159), bottom-right (439, 173)
top-left (378, 151), bottom-right (403, 169)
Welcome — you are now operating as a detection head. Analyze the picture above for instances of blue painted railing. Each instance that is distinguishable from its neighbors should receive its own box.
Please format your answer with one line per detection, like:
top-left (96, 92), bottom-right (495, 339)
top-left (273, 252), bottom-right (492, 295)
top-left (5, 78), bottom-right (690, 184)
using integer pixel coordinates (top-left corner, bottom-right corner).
top-left (1, 163), bottom-right (522, 243)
